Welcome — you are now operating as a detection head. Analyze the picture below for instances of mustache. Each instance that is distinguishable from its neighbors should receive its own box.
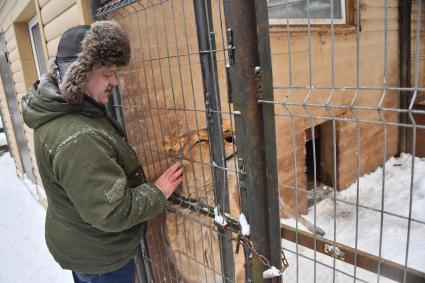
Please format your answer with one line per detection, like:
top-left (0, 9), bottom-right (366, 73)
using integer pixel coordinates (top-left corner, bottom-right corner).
top-left (105, 85), bottom-right (114, 92)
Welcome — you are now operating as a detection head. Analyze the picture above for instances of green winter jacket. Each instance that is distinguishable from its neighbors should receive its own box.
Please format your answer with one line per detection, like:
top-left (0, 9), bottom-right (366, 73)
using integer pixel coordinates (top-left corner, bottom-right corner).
top-left (21, 74), bottom-right (166, 274)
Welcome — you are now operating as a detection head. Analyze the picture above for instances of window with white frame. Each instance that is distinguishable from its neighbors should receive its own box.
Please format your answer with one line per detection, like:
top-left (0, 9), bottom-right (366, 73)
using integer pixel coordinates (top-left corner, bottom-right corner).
top-left (28, 16), bottom-right (47, 78)
top-left (268, 0), bottom-right (346, 25)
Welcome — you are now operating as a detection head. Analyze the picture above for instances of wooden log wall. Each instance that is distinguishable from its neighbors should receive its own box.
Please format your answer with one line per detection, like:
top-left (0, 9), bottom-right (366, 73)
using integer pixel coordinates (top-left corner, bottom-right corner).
top-left (269, 0), bottom-right (401, 210)
top-left (0, 0), bottom-right (91, 205)
top-left (0, 0), bottom-right (37, 179)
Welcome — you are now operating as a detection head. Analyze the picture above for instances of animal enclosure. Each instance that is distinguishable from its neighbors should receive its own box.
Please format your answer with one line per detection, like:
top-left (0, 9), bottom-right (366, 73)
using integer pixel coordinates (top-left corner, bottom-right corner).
top-left (97, 0), bottom-right (425, 282)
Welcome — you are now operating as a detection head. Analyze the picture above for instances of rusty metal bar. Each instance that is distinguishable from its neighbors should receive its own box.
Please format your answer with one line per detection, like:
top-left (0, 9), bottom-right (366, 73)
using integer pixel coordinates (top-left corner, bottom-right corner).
top-left (223, 0), bottom-right (281, 282)
top-left (169, 193), bottom-right (241, 233)
top-left (171, 191), bottom-right (425, 283)
top-left (193, 0), bottom-right (235, 281)
top-left (253, 0), bottom-right (282, 276)
top-left (281, 225), bottom-right (425, 283)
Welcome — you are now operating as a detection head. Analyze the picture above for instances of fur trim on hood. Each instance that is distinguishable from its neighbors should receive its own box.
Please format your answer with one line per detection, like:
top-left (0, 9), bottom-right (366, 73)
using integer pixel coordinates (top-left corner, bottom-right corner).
top-left (59, 21), bottom-right (130, 105)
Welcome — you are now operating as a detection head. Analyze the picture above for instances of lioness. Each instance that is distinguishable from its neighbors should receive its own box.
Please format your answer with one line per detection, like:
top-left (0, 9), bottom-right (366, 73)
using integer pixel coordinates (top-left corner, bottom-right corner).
top-left (163, 122), bottom-right (245, 283)
top-left (163, 121), bottom-right (324, 282)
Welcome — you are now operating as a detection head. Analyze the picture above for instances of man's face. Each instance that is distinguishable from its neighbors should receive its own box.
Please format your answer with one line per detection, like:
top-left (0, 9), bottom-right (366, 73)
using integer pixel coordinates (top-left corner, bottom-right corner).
top-left (84, 65), bottom-right (118, 105)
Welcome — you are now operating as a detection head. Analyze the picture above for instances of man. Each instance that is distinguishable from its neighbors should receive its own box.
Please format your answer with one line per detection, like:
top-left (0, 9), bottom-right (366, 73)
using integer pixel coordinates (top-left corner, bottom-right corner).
top-left (22, 21), bottom-right (183, 283)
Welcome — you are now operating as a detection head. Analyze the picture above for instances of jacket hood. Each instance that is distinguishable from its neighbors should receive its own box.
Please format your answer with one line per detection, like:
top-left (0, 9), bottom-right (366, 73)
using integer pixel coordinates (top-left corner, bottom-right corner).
top-left (22, 74), bottom-right (104, 130)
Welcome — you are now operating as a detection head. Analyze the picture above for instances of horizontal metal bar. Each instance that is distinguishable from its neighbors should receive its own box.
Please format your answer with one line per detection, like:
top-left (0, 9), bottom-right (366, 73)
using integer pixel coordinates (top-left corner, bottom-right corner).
top-left (168, 193), bottom-right (241, 234)
top-left (273, 85), bottom-right (425, 93)
top-left (281, 225), bottom-right (425, 283)
top-left (258, 100), bottom-right (425, 115)
top-left (271, 112), bottom-right (425, 129)
top-left (115, 97), bottom-right (424, 117)
top-left (114, 103), bottom-right (241, 116)
top-left (95, 0), bottom-right (139, 18)
top-left (123, 49), bottom-right (228, 64)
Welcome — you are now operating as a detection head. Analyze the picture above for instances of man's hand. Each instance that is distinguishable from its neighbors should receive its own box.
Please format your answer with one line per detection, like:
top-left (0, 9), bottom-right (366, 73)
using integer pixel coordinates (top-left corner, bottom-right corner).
top-left (154, 162), bottom-right (184, 199)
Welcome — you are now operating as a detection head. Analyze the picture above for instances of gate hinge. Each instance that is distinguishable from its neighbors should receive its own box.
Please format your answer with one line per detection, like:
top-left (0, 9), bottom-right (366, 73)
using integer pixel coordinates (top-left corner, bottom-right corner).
top-left (254, 66), bottom-right (263, 99)
top-left (226, 29), bottom-right (235, 65)
top-left (237, 158), bottom-right (246, 190)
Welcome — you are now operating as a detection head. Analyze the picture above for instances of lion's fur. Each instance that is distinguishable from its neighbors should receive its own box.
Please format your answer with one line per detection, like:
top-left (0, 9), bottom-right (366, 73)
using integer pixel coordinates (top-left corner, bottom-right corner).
top-left (164, 121), bottom-right (244, 283)
top-left (163, 120), bottom-right (324, 282)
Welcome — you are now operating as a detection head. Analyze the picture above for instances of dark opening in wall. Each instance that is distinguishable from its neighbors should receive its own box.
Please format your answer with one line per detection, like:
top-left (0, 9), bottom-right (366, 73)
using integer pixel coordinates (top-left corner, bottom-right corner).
top-left (306, 125), bottom-right (321, 190)
top-left (305, 122), bottom-right (334, 206)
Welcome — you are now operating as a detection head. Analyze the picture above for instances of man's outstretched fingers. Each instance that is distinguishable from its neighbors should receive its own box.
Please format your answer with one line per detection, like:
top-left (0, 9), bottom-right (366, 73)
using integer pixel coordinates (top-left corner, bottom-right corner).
top-left (171, 167), bottom-right (184, 180)
top-left (154, 161), bottom-right (184, 199)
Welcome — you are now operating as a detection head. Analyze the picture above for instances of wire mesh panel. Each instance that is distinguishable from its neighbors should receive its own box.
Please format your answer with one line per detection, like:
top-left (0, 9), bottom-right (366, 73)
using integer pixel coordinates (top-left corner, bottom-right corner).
top-left (97, 0), bottom-right (425, 282)
top-left (260, 0), bottom-right (425, 282)
top-left (97, 0), bottom-right (248, 282)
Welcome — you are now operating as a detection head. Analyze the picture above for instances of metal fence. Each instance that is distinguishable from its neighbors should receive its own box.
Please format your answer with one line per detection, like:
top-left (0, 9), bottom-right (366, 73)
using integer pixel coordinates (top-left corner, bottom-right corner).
top-left (96, 0), bottom-right (425, 282)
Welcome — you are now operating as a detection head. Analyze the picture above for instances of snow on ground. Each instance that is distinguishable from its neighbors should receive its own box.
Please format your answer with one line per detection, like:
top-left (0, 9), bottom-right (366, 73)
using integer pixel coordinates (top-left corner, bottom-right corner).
top-left (0, 153), bottom-right (73, 283)
top-left (1, 137), bottom-right (424, 283)
top-left (282, 153), bottom-right (425, 282)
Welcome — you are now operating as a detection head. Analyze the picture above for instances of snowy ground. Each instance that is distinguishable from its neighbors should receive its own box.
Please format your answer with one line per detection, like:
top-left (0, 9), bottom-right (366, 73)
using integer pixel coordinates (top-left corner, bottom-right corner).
top-left (0, 153), bottom-right (73, 283)
top-left (1, 139), bottom-right (424, 283)
top-left (282, 153), bottom-right (425, 282)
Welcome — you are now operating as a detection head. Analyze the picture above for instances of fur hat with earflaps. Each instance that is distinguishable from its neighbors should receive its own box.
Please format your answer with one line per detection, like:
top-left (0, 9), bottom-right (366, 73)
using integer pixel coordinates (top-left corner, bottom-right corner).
top-left (56, 21), bottom-right (130, 105)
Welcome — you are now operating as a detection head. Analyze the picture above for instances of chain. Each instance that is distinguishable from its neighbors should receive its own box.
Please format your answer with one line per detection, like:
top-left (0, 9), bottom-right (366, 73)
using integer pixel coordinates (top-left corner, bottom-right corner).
top-left (233, 233), bottom-right (289, 275)
top-left (169, 194), bottom-right (289, 275)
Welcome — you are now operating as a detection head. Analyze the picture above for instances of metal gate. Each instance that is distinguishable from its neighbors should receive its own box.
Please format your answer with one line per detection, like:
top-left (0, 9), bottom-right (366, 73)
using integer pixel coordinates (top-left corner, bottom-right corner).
top-left (96, 0), bottom-right (425, 282)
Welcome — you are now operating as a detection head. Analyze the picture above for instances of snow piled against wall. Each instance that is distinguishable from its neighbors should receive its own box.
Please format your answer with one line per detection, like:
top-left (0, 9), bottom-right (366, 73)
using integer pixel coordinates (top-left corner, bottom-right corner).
top-left (282, 153), bottom-right (425, 282)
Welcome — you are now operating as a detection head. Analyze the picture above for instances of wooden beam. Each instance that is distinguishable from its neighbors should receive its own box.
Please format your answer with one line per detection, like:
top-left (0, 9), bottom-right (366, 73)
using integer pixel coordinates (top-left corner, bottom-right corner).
top-left (34, 0), bottom-right (49, 63)
top-left (76, 0), bottom-right (93, 25)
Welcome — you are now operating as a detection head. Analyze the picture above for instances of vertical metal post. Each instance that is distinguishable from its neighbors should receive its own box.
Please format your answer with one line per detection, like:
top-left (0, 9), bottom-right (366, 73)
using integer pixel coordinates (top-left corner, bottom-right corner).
top-left (398, 0), bottom-right (412, 154)
top-left (223, 0), bottom-right (281, 282)
top-left (193, 1), bottom-right (235, 282)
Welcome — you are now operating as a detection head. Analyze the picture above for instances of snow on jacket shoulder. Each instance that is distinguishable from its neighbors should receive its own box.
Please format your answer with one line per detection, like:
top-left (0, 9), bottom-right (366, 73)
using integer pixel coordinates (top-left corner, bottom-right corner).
top-left (21, 74), bottom-right (166, 274)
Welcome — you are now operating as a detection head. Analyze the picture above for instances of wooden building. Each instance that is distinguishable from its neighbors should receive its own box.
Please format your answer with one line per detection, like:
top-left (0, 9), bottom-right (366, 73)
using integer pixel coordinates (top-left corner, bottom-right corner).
top-left (0, 0), bottom-right (423, 214)
top-left (0, 0), bottom-right (92, 206)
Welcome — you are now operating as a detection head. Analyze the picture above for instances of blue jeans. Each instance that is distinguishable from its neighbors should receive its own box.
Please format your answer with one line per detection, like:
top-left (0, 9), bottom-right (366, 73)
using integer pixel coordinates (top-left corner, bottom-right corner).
top-left (72, 259), bottom-right (136, 283)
